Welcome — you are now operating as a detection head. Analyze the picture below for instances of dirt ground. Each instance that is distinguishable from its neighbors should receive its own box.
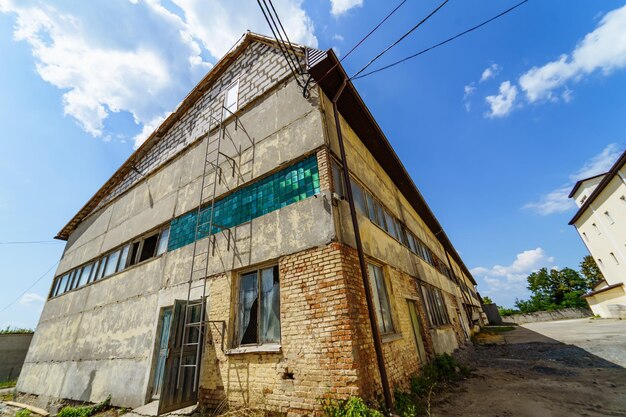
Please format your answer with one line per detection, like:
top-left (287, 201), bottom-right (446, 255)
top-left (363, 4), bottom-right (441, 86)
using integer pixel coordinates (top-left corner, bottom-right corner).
top-left (431, 319), bottom-right (626, 417)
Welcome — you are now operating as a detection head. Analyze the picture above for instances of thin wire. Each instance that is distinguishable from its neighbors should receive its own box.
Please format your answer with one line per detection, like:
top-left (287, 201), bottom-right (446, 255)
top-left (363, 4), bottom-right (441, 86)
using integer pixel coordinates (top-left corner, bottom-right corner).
top-left (353, 0), bottom-right (529, 80)
top-left (257, 0), bottom-right (304, 87)
top-left (314, 0), bottom-right (408, 85)
top-left (0, 240), bottom-right (62, 245)
top-left (350, 0), bottom-right (451, 80)
top-left (267, 0), bottom-right (303, 73)
top-left (0, 260), bottom-right (59, 314)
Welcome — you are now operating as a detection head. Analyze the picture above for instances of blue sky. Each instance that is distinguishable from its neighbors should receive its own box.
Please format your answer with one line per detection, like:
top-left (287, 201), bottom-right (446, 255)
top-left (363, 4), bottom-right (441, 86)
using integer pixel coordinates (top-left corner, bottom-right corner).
top-left (1, 0), bottom-right (625, 328)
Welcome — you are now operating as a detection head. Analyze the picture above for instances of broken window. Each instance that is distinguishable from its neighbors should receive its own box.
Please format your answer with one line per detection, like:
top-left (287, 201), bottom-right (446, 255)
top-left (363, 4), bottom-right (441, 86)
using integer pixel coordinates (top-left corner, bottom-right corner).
top-left (104, 250), bottom-right (120, 277)
top-left (236, 265), bottom-right (280, 346)
top-left (157, 227), bottom-right (170, 255)
top-left (420, 284), bottom-right (450, 327)
top-left (138, 233), bottom-right (159, 263)
top-left (367, 263), bottom-right (395, 335)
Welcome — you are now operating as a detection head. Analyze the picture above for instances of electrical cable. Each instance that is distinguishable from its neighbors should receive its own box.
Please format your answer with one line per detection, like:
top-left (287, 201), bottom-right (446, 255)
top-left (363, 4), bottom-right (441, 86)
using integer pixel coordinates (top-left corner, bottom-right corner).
top-left (313, 0), bottom-right (408, 85)
top-left (267, 0), bottom-right (303, 73)
top-left (352, 0), bottom-right (529, 80)
top-left (350, 0), bottom-right (451, 80)
top-left (256, 0), bottom-right (305, 87)
top-left (0, 260), bottom-right (59, 314)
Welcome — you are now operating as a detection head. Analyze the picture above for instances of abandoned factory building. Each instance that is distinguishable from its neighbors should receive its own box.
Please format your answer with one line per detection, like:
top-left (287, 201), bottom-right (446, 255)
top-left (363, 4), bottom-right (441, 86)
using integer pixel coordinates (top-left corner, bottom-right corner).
top-left (18, 33), bottom-right (483, 415)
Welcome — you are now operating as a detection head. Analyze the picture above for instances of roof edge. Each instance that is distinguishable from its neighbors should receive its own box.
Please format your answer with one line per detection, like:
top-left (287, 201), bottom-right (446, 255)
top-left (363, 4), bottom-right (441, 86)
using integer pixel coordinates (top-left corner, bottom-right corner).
top-left (569, 149), bottom-right (626, 225)
top-left (310, 49), bottom-right (477, 285)
top-left (568, 172), bottom-right (607, 198)
top-left (56, 32), bottom-right (306, 240)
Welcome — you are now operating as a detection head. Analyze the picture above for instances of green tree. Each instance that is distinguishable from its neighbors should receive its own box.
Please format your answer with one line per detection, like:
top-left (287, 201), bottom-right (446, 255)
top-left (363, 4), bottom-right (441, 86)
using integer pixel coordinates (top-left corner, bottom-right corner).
top-left (481, 296), bottom-right (494, 304)
top-left (516, 267), bottom-right (590, 313)
top-left (580, 255), bottom-right (604, 288)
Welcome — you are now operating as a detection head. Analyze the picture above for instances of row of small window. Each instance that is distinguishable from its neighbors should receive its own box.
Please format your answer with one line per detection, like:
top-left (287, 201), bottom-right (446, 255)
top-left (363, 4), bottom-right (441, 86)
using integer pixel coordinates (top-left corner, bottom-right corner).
top-left (331, 162), bottom-right (455, 281)
top-left (50, 227), bottom-right (171, 298)
top-left (597, 253), bottom-right (620, 269)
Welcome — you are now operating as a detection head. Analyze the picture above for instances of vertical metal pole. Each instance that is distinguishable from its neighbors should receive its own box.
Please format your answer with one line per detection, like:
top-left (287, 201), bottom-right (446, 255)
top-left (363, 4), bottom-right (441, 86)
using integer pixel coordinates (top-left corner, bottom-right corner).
top-left (331, 79), bottom-right (394, 413)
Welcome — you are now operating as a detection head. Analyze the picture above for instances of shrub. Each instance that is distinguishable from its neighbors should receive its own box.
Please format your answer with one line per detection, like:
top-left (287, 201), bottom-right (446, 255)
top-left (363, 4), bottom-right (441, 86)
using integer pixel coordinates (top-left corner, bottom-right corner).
top-left (15, 409), bottom-right (32, 417)
top-left (411, 353), bottom-right (468, 398)
top-left (320, 397), bottom-right (383, 417)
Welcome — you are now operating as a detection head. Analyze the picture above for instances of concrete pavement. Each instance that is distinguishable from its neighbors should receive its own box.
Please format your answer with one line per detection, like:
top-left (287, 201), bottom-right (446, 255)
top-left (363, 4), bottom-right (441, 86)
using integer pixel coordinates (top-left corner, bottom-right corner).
top-left (506, 318), bottom-right (626, 367)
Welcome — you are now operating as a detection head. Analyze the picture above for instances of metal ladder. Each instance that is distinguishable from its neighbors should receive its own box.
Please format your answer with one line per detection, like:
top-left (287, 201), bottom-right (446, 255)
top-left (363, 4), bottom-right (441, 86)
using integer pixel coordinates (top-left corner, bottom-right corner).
top-left (175, 101), bottom-right (256, 393)
top-left (176, 103), bottom-right (229, 392)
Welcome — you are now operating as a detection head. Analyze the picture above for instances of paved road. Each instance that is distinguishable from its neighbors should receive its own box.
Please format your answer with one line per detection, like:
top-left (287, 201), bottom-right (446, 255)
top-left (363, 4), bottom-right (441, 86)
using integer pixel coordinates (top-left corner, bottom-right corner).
top-left (507, 318), bottom-right (626, 367)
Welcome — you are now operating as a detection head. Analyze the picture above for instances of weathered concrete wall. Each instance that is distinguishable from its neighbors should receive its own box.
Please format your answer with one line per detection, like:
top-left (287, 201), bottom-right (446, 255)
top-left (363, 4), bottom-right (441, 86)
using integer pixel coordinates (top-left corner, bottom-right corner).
top-left (318, 89), bottom-right (471, 356)
top-left (504, 308), bottom-right (592, 324)
top-left (0, 333), bottom-right (33, 381)
top-left (483, 303), bottom-right (503, 325)
top-left (20, 42), bottom-right (332, 408)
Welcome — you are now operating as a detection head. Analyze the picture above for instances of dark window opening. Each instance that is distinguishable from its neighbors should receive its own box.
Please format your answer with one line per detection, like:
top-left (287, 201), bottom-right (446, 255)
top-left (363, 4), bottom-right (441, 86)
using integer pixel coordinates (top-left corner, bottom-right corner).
top-left (139, 234), bottom-right (159, 263)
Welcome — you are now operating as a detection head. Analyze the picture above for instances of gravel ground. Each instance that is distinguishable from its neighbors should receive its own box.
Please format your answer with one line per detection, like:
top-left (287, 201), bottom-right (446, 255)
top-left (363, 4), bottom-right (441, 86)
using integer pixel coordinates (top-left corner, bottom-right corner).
top-left (430, 320), bottom-right (626, 417)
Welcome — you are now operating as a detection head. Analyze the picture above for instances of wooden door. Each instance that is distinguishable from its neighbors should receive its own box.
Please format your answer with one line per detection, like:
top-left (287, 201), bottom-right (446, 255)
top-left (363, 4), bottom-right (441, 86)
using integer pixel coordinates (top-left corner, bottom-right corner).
top-left (158, 300), bottom-right (203, 414)
top-left (407, 300), bottom-right (427, 362)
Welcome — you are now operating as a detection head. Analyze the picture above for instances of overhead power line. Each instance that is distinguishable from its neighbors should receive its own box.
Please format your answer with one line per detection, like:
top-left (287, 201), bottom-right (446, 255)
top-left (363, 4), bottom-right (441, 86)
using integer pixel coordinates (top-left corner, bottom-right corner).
top-left (0, 260), bottom-right (59, 314)
top-left (350, 0), bottom-right (451, 80)
top-left (314, 0), bottom-right (408, 85)
top-left (256, 0), bottom-right (306, 88)
top-left (353, 0), bottom-right (530, 80)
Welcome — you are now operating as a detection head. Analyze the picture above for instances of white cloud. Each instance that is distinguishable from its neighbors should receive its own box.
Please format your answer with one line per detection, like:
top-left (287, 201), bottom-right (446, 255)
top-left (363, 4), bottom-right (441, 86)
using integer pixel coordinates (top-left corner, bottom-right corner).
top-left (0, 0), bottom-right (317, 147)
top-left (332, 33), bottom-right (344, 42)
top-left (524, 143), bottom-right (623, 215)
top-left (485, 81), bottom-right (517, 118)
top-left (480, 63), bottom-right (501, 82)
top-left (330, 0), bottom-right (363, 17)
top-left (481, 5), bottom-right (626, 118)
top-left (571, 142), bottom-right (622, 180)
top-left (463, 83), bottom-right (475, 111)
top-left (173, 0), bottom-right (317, 59)
top-left (472, 248), bottom-right (555, 295)
top-left (519, 5), bottom-right (626, 102)
top-left (19, 293), bottom-right (45, 306)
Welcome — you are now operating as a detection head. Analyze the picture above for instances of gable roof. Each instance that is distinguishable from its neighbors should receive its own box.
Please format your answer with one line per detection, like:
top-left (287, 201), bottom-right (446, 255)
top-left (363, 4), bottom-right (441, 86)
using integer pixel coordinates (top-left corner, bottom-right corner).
top-left (56, 32), bottom-right (305, 240)
top-left (568, 172), bottom-right (607, 198)
top-left (569, 149), bottom-right (626, 225)
top-left (308, 49), bottom-right (476, 285)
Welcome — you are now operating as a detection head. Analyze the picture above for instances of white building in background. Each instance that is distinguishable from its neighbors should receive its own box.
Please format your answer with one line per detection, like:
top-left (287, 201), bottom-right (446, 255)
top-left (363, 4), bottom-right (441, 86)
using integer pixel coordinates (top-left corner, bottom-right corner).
top-left (569, 149), bottom-right (626, 318)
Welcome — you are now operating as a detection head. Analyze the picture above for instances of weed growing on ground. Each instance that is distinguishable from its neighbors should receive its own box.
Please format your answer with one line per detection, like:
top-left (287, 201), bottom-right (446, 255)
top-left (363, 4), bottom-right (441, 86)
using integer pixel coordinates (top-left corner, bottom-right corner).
top-left (57, 395), bottom-right (111, 417)
top-left (0, 380), bottom-right (17, 389)
top-left (320, 397), bottom-right (383, 417)
top-left (15, 409), bottom-right (32, 417)
top-left (394, 353), bottom-right (471, 416)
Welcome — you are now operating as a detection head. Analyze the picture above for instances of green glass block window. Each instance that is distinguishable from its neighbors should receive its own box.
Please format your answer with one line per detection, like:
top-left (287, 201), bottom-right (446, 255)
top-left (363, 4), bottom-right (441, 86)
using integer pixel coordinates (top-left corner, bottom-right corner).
top-left (168, 155), bottom-right (320, 251)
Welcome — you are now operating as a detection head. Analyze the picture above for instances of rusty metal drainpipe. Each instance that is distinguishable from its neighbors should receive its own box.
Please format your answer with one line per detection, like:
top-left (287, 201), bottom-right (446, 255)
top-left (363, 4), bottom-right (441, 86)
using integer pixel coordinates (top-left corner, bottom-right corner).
top-left (331, 78), bottom-right (394, 414)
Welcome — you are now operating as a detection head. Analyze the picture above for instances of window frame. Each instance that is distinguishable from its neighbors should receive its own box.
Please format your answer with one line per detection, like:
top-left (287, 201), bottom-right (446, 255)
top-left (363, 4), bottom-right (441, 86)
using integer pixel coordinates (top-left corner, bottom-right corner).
top-left (233, 264), bottom-right (281, 348)
top-left (49, 225), bottom-right (171, 299)
top-left (366, 262), bottom-right (395, 336)
top-left (420, 284), bottom-right (451, 328)
top-left (223, 79), bottom-right (240, 118)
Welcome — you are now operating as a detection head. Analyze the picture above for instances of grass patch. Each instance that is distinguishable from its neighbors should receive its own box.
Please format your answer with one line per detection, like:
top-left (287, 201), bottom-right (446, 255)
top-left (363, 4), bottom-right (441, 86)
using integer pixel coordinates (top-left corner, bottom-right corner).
top-left (57, 396), bottom-right (111, 417)
top-left (15, 410), bottom-right (32, 417)
top-left (0, 380), bottom-right (17, 389)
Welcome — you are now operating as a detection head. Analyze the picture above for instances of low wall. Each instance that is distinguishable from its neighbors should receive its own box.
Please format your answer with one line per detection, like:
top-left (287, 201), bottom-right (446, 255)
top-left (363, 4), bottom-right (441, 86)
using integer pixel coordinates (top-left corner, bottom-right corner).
top-left (0, 333), bottom-right (33, 381)
top-left (504, 308), bottom-right (592, 324)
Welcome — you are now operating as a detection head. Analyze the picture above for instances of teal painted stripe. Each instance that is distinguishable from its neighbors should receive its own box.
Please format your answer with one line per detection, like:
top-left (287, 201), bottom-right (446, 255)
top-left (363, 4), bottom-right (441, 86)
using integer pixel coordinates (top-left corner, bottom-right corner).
top-left (168, 155), bottom-right (320, 252)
